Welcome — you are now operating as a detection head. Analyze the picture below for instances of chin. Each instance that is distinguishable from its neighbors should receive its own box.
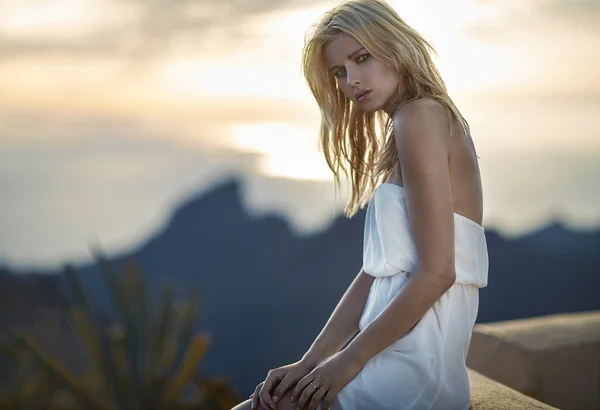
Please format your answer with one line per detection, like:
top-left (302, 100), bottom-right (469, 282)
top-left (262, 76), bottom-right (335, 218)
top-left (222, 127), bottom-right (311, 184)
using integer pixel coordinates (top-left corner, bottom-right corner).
top-left (356, 102), bottom-right (380, 113)
top-left (359, 107), bottom-right (377, 113)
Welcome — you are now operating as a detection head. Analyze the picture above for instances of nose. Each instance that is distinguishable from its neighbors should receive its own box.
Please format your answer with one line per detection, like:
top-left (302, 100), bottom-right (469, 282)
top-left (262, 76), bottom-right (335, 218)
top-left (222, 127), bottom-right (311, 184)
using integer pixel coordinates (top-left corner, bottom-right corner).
top-left (346, 69), bottom-right (360, 87)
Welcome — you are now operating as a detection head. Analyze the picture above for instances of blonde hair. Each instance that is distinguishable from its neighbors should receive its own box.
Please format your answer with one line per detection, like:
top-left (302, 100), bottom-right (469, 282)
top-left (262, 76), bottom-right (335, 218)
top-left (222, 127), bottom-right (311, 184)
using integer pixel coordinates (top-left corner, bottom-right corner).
top-left (302, 0), bottom-right (471, 218)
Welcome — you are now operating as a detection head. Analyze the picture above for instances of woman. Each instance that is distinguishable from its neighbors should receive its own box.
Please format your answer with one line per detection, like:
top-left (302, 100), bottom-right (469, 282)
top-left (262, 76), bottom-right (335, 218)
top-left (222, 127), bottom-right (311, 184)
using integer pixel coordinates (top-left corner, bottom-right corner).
top-left (233, 0), bottom-right (488, 409)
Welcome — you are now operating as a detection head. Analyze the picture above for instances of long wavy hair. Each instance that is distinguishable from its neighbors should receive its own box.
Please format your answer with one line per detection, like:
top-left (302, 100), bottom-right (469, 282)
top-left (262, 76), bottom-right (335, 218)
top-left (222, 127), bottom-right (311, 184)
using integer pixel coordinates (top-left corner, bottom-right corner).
top-left (302, 0), bottom-right (472, 218)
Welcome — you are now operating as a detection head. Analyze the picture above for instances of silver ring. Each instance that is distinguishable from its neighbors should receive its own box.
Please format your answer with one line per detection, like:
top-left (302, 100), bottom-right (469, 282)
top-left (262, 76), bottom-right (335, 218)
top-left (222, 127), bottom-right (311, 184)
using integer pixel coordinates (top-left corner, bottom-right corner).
top-left (310, 382), bottom-right (318, 389)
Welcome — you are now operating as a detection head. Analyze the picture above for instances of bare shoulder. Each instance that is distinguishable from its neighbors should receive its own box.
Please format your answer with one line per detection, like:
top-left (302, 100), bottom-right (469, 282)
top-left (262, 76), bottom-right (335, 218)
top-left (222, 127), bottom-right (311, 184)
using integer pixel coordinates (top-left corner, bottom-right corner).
top-left (392, 98), bottom-right (450, 147)
top-left (399, 97), bottom-right (446, 116)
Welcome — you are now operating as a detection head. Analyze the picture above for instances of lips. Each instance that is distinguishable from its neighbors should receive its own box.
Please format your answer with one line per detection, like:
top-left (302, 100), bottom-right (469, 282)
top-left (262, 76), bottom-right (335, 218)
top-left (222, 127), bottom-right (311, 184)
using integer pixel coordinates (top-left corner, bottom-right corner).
top-left (355, 90), bottom-right (371, 102)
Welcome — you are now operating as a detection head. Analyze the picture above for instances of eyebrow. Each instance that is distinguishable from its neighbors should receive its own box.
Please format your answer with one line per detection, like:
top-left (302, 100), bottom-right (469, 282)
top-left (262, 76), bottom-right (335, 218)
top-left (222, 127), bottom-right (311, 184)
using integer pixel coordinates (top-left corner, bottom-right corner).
top-left (328, 47), bottom-right (366, 72)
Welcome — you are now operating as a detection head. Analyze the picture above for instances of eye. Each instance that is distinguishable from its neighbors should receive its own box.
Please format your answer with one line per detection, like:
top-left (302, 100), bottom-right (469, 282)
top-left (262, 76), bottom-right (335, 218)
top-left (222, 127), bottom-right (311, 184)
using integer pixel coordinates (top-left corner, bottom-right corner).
top-left (333, 67), bottom-right (347, 78)
top-left (356, 53), bottom-right (370, 63)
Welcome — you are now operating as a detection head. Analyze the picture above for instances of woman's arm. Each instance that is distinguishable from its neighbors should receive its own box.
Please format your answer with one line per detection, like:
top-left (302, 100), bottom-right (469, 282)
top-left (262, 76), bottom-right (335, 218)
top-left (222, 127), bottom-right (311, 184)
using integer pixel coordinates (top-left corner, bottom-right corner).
top-left (301, 267), bottom-right (375, 366)
top-left (343, 99), bottom-right (457, 367)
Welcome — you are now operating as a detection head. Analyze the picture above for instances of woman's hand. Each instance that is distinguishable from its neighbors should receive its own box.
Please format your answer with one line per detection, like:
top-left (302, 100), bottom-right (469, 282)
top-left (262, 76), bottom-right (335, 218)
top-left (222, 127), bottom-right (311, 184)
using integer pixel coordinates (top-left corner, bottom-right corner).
top-left (291, 351), bottom-right (364, 410)
top-left (250, 359), bottom-right (317, 410)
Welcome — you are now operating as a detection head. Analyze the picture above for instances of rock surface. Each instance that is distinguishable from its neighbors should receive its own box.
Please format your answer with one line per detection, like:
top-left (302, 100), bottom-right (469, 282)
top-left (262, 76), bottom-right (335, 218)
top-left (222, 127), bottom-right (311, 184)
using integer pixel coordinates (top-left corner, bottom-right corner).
top-left (468, 368), bottom-right (558, 409)
top-left (467, 311), bottom-right (600, 410)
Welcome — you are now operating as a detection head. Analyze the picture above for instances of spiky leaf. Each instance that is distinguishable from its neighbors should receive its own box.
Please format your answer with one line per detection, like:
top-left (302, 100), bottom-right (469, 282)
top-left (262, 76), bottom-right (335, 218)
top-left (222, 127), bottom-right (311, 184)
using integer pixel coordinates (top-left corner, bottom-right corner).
top-left (159, 334), bottom-right (211, 409)
top-left (19, 333), bottom-right (111, 410)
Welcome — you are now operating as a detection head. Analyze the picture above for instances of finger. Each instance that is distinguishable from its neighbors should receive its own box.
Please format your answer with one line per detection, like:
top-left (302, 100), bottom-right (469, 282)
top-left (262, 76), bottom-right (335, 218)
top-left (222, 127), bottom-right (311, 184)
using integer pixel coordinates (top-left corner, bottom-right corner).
top-left (271, 373), bottom-right (296, 404)
top-left (263, 370), bottom-right (282, 397)
top-left (292, 374), bottom-right (313, 402)
top-left (297, 379), bottom-right (319, 410)
top-left (321, 388), bottom-right (338, 410)
top-left (251, 383), bottom-right (262, 410)
top-left (260, 375), bottom-right (279, 410)
top-left (308, 385), bottom-right (329, 410)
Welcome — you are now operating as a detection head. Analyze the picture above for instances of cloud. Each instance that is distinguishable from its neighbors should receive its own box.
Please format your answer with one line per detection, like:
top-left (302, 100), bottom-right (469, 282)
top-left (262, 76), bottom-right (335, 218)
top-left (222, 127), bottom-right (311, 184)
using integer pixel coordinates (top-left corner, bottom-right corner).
top-left (467, 0), bottom-right (600, 40)
top-left (0, 0), bottom-right (324, 62)
top-left (460, 0), bottom-right (600, 94)
top-left (542, 0), bottom-right (600, 25)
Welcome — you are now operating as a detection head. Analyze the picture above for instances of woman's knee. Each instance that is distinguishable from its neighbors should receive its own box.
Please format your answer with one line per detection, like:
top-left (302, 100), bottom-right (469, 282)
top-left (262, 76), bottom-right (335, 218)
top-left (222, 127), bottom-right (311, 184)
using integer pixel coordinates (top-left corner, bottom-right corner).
top-left (230, 398), bottom-right (252, 410)
top-left (231, 389), bottom-right (298, 410)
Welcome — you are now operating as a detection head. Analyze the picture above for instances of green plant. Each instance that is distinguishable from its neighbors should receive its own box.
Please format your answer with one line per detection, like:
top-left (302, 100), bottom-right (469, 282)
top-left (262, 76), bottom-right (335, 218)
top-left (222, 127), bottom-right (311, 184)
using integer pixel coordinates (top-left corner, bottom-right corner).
top-left (0, 245), bottom-right (240, 410)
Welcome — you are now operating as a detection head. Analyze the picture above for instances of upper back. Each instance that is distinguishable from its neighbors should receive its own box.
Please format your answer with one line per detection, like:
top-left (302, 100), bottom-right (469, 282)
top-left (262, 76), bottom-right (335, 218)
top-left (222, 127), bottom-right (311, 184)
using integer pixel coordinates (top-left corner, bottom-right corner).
top-left (384, 112), bottom-right (484, 227)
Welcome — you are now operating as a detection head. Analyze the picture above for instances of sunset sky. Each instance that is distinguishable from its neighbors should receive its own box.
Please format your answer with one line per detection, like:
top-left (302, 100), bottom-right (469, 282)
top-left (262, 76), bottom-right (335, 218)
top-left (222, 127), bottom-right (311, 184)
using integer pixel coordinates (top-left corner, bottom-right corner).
top-left (1, 0), bottom-right (599, 269)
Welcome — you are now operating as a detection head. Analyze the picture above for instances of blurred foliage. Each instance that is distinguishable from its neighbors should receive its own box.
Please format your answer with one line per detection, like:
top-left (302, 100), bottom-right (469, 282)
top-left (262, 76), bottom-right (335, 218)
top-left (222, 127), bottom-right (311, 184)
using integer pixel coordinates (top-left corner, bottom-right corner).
top-left (0, 246), bottom-right (239, 410)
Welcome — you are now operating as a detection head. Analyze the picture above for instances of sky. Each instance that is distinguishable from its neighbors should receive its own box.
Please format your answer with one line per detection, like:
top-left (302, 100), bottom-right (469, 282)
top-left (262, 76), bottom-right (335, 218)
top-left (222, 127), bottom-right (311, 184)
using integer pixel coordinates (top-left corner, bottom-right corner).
top-left (0, 0), bottom-right (599, 269)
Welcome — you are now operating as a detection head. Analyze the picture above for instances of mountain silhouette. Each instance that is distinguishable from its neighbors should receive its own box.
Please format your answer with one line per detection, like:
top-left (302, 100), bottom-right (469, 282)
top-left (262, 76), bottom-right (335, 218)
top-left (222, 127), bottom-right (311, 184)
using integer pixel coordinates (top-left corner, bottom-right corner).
top-left (1, 177), bottom-right (599, 397)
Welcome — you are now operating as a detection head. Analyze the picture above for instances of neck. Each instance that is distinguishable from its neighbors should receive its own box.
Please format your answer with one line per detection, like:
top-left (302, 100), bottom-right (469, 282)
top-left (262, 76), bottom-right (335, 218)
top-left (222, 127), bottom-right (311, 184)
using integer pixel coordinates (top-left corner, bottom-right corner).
top-left (381, 88), bottom-right (406, 119)
top-left (382, 104), bottom-right (397, 119)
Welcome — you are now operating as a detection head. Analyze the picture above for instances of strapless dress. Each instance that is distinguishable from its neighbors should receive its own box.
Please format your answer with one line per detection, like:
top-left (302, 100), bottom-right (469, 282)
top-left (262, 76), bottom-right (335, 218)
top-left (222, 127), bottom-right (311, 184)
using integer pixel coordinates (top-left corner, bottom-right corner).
top-left (320, 183), bottom-right (488, 410)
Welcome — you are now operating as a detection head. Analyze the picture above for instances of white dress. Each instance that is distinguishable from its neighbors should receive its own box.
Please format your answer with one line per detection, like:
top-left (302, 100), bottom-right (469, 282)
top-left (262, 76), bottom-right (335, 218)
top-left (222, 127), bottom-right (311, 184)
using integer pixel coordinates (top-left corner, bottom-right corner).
top-left (321, 183), bottom-right (489, 410)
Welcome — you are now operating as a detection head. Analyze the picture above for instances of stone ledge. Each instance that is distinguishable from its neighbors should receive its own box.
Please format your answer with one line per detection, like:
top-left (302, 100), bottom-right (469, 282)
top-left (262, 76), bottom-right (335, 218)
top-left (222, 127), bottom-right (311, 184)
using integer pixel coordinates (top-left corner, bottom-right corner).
top-left (468, 368), bottom-right (558, 409)
top-left (467, 311), bottom-right (600, 410)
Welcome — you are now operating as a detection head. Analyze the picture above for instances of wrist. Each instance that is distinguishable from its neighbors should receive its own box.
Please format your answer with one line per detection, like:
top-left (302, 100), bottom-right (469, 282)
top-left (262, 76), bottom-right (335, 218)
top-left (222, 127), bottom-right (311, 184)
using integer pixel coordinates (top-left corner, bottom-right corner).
top-left (301, 348), bottom-right (328, 367)
top-left (340, 341), bottom-right (369, 369)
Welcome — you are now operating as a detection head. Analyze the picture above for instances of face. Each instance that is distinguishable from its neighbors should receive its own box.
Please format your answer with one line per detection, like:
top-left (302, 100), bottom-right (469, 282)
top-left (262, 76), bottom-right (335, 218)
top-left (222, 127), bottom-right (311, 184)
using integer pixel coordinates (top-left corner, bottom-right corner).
top-left (324, 33), bottom-right (401, 114)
